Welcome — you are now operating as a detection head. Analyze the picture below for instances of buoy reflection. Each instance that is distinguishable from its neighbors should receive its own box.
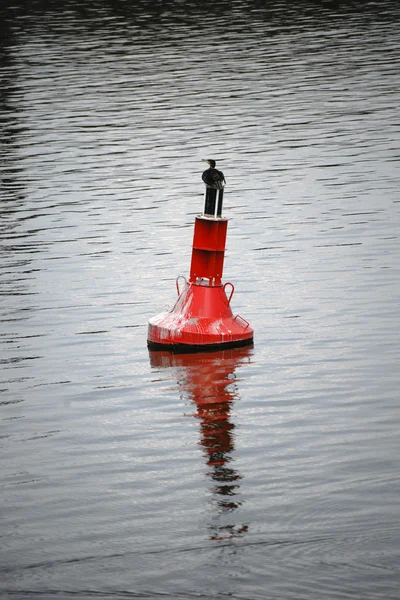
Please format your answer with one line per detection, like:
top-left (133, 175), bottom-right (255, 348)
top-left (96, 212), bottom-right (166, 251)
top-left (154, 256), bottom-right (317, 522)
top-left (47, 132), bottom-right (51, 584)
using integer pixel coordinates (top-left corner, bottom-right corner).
top-left (149, 345), bottom-right (253, 541)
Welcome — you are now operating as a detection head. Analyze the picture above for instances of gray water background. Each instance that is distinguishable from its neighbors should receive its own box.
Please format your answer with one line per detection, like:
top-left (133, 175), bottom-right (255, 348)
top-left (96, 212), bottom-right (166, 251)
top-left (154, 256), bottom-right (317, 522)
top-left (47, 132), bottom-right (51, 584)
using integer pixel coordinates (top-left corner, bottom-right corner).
top-left (1, 1), bottom-right (400, 598)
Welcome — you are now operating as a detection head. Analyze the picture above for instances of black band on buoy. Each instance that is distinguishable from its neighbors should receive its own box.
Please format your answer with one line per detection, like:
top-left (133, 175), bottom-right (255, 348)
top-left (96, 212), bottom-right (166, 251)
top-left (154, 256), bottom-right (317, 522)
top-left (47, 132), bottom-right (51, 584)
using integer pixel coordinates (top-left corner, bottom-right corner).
top-left (204, 187), bottom-right (223, 217)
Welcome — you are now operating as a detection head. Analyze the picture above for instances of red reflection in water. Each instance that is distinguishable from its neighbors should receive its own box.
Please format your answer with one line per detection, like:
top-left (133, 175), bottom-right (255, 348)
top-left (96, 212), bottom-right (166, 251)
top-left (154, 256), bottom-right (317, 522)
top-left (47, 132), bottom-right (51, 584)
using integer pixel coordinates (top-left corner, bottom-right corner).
top-left (149, 346), bottom-right (253, 540)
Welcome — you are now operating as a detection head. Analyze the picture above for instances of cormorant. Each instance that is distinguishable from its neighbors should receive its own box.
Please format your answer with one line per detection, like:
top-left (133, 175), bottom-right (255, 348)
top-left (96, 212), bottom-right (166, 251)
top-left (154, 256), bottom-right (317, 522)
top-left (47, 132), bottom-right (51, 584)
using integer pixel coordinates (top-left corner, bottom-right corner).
top-left (202, 159), bottom-right (226, 190)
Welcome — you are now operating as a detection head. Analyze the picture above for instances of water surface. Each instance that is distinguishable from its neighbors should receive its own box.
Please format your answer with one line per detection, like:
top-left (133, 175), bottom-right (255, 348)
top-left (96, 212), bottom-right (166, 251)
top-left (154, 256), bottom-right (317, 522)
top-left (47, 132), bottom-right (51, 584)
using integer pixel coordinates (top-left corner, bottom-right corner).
top-left (1, 1), bottom-right (400, 598)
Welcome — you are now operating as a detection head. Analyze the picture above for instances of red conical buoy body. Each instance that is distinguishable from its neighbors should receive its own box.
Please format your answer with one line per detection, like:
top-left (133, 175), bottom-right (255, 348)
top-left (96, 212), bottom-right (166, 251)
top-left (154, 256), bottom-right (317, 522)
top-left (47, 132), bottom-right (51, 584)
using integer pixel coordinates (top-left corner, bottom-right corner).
top-left (147, 169), bottom-right (253, 352)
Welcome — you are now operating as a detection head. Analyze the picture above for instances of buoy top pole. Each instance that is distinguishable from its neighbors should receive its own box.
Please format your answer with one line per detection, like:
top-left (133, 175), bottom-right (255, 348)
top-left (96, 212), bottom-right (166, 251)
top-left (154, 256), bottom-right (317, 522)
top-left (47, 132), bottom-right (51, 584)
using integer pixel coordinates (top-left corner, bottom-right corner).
top-left (189, 160), bottom-right (228, 285)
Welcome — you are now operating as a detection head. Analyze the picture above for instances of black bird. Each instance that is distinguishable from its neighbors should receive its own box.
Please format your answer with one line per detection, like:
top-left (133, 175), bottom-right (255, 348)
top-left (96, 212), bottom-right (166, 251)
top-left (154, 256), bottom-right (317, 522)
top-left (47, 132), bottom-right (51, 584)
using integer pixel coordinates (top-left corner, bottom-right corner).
top-left (202, 159), bottom-right (226, 190)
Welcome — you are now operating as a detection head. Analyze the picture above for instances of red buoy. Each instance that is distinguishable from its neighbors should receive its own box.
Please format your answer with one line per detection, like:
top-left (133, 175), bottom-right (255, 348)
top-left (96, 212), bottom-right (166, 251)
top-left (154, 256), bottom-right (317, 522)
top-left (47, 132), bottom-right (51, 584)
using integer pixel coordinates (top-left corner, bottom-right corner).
top-left (147, 161), bottom-right (253, 352)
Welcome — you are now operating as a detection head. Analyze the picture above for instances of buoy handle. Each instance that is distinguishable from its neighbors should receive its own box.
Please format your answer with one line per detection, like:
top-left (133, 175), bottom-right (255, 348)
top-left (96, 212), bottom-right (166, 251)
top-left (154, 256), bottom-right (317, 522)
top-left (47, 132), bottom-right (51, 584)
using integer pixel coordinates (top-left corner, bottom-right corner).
top-left (223, 282), bottom-right (235, 304)
top-left (233, 314), bottom-right (250, 330)
top-left (176, 276), bottom-right (187, 296)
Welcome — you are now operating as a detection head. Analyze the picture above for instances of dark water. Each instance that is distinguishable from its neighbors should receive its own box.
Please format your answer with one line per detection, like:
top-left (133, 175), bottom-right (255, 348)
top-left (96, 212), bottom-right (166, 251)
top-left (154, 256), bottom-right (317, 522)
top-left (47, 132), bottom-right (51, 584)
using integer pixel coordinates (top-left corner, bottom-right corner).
top-left (1, 1), bottom-right (400, 598)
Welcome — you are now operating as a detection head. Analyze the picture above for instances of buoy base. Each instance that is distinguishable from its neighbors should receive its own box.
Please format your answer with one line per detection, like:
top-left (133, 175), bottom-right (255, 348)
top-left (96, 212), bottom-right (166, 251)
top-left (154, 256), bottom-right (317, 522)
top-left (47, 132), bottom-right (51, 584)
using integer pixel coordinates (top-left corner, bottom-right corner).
top-left (147, 337), bottom-right (253, 354)
top-left (147, 281), bottom-right (253, 353)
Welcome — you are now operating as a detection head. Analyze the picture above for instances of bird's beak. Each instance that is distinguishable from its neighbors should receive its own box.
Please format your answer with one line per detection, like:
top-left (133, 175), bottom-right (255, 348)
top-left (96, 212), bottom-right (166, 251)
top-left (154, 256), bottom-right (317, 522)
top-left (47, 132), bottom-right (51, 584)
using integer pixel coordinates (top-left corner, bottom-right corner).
top-left (202, 159), bottom-right (210, 164)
